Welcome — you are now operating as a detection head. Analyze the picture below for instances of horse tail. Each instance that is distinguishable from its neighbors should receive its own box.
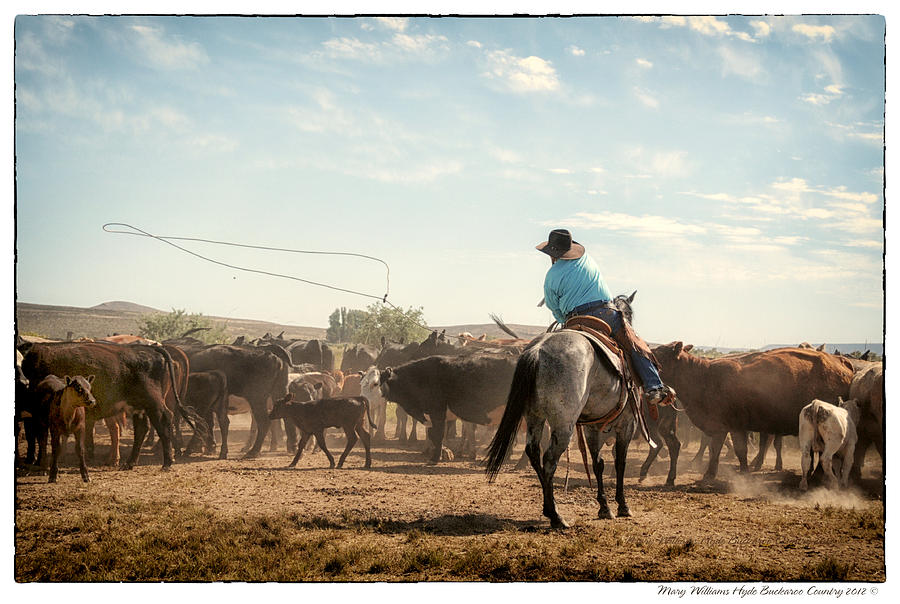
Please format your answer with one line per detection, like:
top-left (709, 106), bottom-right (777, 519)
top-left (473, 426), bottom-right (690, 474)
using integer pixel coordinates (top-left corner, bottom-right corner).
top-left (485, 349), bottom-right (539, 482)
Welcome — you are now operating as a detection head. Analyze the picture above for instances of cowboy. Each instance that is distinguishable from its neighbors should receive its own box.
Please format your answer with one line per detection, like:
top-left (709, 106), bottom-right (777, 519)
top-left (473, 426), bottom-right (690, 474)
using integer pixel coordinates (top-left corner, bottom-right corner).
top-left (537, 228), bottom-right (675, 407)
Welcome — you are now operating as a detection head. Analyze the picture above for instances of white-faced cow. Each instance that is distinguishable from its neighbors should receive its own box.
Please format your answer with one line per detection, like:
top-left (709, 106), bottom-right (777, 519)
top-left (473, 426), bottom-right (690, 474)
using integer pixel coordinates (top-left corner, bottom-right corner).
top-left (799, 397), bottom-right (860, 490)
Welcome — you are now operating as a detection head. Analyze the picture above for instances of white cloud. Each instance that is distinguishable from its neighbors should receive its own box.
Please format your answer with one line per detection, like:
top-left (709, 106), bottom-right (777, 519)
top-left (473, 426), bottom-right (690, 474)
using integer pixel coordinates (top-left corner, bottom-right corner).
top-left (636, 57), bottom-right (653, 68)
top-left (391, 33), bottom-right (448, 53)
top-left (482, 50), bottom-right (560, 93)
top-left (466, 40), bottom-right (482, 48)
top-left (373, 17), bottom-right (409, 32)
top-left (718, 45), bottom-right (765, 81)
top-left (548, 168), bottom-right (573, 174)
top-left (793, 23), bottom-right (837, 42)
top-left (826, 121), bottom-right (884, 145)
top-left (633, 87), bottom-right (659, 109)
top-left (645, 15), bottom-right (756, 42)
top-left (568, 45), bottom-right (585, 57)
top-left (130, 24), bottom-right (208, 70)
top-left (489, 147), bottom-right (522, 164)
top-left (750, 20), bottom-right (772, 38)
top-left (322, 36), bottom-right (383, 60)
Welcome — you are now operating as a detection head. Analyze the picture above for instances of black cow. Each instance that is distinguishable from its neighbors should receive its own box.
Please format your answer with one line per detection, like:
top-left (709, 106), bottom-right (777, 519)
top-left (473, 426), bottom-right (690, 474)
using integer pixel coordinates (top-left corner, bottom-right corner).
top-left (269, 390), bottom-right (374, 469)
top-left (186, 344), bottom-right (291, 459)
top-left (340, 344), bottom-right (379, 374)
top-left (376, 353), bottom-right (517, 463)
top-left (21, 342), bottom-right (204, 470)
top-left (182, 370), bottom-right (229, 459)
top-left (374, 331), bottom-right (465, 443)
top-left (288, 339), bottom-right (334, 372)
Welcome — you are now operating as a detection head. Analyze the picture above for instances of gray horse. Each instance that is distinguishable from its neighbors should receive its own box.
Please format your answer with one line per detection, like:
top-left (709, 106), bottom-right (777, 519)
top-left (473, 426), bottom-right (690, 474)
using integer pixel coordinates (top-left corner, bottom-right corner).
top-left (485, 311), bottom-right (639, 529)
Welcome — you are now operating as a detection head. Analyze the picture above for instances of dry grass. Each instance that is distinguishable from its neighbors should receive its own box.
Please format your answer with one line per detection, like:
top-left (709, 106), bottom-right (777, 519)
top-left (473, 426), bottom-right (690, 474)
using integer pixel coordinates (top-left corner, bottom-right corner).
top-left (15, 423), bottom-right (885, 583)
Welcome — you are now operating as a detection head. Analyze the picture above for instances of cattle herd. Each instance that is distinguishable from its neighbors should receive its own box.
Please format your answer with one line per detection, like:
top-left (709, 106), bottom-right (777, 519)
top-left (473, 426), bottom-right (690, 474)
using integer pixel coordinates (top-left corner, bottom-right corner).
top-left (14, 324), bottom-right (884, 527)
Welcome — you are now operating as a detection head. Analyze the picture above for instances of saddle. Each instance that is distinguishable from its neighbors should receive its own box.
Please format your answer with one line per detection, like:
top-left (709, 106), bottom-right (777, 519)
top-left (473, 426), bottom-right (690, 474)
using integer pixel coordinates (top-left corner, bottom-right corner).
top-left (562, 314), bottom-right (657, 448)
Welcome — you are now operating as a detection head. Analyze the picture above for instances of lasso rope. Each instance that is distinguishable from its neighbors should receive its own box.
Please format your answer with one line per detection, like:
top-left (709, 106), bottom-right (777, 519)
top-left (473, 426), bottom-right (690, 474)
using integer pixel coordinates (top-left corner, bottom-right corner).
top-left (103, 223), bottom-right (391, 302)
top-left (102, 223), bottom-right (446, 335)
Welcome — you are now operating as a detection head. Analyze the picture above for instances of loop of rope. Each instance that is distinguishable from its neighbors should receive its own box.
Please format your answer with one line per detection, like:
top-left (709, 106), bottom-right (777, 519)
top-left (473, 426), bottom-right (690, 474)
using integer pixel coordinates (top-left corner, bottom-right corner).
top-left (103, 223), bottom-right (438, 334)
top-left (103, 222), bottom-right (390, 302)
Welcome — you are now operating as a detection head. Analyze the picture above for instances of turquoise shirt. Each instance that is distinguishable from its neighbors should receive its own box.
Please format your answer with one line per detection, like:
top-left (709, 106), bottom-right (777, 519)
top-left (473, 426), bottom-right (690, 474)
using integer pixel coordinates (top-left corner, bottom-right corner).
top-left (543, 253), bottom-right (612, 324)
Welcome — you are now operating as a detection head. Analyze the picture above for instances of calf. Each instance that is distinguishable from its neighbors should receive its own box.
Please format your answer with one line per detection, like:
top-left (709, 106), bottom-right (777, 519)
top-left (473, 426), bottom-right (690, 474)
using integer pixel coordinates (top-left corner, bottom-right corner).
top-left (269, 391), bottom-right (373, 469)
top-left (798, 397), bottom-right (860, 491)
top-left (182, 370), bottom-right (229, 458)
top-left (360, 366), bottom-right (388, 441)
top-left (37, 375), bottom-right (97, 483)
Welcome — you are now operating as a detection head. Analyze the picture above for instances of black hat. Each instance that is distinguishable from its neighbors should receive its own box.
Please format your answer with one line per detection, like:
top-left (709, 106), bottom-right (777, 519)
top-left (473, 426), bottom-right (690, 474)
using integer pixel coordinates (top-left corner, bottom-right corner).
top-left (535, 229), bottom-right (585, 260)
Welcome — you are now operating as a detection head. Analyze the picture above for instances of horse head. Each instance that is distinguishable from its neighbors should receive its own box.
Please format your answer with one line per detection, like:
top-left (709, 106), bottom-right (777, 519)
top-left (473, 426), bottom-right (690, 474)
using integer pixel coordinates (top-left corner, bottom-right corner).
top-left (613, 290), bottom-right (636, 325)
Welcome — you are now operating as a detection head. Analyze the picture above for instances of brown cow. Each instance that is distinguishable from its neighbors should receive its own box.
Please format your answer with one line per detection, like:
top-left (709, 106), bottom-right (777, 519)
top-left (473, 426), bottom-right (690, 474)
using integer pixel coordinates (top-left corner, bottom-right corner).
top-left (21, 342), bottom-right (205, 470)
top-left (651, 343), bottom-right (854, 481)
top-left (340, 372), bottom-right (363, 397)
top-left (108, 343), bottom-right (191, 463)
top-left (34, 375), bottom-right (97, 483)
top-left (848, 362), bottom-right (884, 478)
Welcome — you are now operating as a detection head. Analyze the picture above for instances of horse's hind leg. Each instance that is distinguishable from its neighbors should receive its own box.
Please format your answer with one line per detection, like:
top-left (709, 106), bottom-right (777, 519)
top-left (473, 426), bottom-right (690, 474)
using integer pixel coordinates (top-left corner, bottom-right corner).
top-left (525, 420), bottom-right (571, 529)
top-left (614, 430), bottom-right (633, 517)
top-left (584, 428), bottom-right (611, 519)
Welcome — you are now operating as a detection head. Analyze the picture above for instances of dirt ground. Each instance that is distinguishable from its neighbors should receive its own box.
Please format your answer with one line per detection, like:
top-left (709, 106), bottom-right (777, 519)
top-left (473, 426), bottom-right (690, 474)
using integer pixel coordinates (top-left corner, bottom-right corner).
top-left (14, 415), bottom-right (885, 582)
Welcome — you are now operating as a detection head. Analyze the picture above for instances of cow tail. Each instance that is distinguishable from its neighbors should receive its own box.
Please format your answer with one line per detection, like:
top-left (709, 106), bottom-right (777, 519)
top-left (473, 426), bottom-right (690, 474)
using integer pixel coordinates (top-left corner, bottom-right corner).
top-left (158, 347), bottom-right (209, 440)
top-left (485, 350), bottom-right (538, 482)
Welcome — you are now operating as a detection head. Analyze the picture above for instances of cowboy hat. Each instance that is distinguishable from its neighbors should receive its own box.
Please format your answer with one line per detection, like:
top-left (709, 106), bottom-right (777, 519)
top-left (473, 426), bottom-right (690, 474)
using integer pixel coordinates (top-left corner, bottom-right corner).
top-left (535, 229), bottom-right (585, 260)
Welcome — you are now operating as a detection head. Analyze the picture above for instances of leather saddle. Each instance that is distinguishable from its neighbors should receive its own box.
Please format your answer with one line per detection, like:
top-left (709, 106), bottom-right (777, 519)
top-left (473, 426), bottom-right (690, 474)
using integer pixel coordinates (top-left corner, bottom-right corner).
top-left (562, 314), bottom-right (656, 448)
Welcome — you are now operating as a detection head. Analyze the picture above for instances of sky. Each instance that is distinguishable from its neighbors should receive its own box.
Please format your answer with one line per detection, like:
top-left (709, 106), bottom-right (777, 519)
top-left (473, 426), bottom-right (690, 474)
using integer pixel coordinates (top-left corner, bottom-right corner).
top-left (9, 9), bottom-right (889, 349)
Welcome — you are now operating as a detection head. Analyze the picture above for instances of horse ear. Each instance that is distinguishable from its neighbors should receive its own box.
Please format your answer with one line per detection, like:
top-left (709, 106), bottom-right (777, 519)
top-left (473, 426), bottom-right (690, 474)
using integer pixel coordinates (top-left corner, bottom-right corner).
top-left (627, 290), bottom-right (636, 303)
top-left (683, 344), bottom-right (694, 352)
top-left (86, 375), bottom-right (95, 384)
top-left (65, 375), bottom-right (72, 385)
top-left (673, 342), bottom-right (683, 355)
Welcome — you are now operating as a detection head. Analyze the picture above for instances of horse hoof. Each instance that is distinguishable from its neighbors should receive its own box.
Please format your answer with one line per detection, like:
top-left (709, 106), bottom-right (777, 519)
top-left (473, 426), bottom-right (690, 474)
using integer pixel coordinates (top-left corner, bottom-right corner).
top-left (617, 505), bottom-right (632, 518)
top-left (665, 479), bottom-right (676, 487)
top-left (550, 517), bottom-right (570, 529)
top-left (598, 507), bottom-right (613, 520)
top-left (638, 474), bottom-right (646, 483)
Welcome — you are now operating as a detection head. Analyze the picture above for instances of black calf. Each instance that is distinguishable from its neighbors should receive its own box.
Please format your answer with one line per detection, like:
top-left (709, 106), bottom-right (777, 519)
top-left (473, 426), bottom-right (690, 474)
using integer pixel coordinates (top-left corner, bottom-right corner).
top-left (269, 393), bottom-right (373, 469)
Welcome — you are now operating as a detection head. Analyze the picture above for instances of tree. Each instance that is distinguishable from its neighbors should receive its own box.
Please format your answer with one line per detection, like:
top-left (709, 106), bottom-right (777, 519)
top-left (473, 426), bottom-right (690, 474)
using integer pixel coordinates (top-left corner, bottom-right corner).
top-left (326, 307), bottom-right (369, 343)
top-left (325, 303), bottom-right (429, 346)
top-left (138, 309), bottom-right (228, 344)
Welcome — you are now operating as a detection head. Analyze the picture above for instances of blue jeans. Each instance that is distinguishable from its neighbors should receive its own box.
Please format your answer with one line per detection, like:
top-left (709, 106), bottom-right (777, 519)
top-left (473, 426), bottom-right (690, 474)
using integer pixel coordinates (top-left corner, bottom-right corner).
top-left (585, 306), bottom-right (664, 392)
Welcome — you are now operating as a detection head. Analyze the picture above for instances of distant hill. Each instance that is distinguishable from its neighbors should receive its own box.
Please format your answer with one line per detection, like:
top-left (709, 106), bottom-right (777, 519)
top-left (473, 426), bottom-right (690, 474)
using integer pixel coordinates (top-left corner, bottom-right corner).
top-left (90, 301), bottom-right (162, 314)
top-left (15, 301), bottom-right (326, 342)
